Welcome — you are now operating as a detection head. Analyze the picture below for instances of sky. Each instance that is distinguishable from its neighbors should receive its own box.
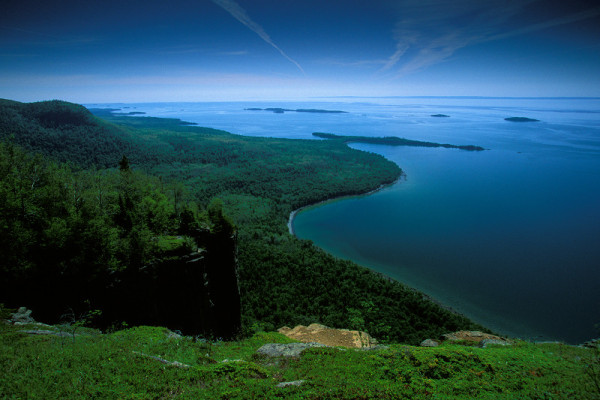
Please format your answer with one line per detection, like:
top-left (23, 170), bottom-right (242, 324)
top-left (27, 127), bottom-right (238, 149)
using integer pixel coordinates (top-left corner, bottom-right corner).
top-left (1, 0), bottom-right (599, 102)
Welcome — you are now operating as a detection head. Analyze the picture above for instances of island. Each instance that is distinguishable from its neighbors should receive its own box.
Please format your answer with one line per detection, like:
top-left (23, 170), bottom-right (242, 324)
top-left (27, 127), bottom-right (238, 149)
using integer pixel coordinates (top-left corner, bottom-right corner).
top-left (245, 107), bottom-right (347, 114)
top-left (116, 111), bottom-right (146, 116)
top-left (504, 117), bottom-right (540, 122)
top-left (313, 132), bottom-right (485, 151)
top-left (431, 114), bottom-right (450, 117)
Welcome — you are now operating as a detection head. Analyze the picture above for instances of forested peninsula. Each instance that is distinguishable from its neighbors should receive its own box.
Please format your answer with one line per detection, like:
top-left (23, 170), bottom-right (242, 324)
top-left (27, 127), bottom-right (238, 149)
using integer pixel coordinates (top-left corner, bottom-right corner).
top-left (0, 98), bottom-right (486, 344)
top-left (313, 132), bottom-right (485, 151)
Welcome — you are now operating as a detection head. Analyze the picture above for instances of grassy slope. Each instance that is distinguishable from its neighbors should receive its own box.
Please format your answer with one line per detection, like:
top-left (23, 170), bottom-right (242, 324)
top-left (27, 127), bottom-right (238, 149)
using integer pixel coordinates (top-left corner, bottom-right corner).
top-left (1, 322), bottom-right (597, 399)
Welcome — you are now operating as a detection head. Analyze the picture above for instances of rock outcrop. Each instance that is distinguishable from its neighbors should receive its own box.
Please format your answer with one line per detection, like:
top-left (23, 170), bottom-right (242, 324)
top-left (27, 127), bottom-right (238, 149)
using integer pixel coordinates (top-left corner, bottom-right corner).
top-left (441, 330), bottom-right (509, 345)
top-left (420, 339), bottom-right (440, 347)
top-left (256, 342), bottom-right (328, 357)
top-left (420, 330), bottom-right (511, 348)
top-left (10, 307), bottom-right (35, 325)
top-left (278, 323), bottom-right (377, 348)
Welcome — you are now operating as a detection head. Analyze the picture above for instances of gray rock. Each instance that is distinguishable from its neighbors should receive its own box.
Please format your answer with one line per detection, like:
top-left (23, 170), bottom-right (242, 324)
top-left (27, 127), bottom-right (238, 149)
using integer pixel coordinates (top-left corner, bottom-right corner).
top-left (166, 330), bottom-right (183, 339)
top-left (11, 307), bottom-right (35, 324)
top-left (480, 339), bottom-right (511, 348)
top-left (420, 339), bottom-right (439, 347)
top-left (19, 330), bottom-right (77, 337)
top-left (256, 342), bottom-right (327, 357)
top-left (361, 345), bottom-right (390, 351)
top-left (276, 380), bottom-right (305, 388)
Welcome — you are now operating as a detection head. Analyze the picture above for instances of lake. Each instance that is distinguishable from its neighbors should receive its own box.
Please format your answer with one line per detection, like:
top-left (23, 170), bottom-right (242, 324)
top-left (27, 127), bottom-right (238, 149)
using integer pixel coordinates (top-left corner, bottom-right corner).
top-left (87, 97), bottom-right (600, 343)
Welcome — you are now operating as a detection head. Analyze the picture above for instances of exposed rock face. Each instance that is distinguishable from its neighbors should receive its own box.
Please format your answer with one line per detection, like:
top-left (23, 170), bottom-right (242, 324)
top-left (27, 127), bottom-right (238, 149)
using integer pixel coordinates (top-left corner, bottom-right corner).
top-left (278, 323), bottom-right (377, 348)
top-left (103, 229), bottom-right (241, 339)
top-left (442, 331), bottom-right (511, 346)
top-left (256, 342), bottom-right (328, 357)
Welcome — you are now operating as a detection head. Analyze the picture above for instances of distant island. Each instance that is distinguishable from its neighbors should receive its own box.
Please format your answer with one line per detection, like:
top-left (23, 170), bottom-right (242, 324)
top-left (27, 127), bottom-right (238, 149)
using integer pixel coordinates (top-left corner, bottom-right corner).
top-left (116, 111), bottom-right (146, 116)
top-left (431, 114), bottom-right (450, 117)
top-left (313, 132), bottom-right (485, 151)
top-left (245, 107), bottom-right (347, 114)
top-left (505, 117), bottom-right (539, 122)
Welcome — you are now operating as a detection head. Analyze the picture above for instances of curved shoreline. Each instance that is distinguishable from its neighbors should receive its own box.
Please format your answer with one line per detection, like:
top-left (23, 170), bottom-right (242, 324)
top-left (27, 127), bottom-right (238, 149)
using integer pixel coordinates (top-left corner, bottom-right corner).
top-left (287, 176), bottom-right (402, 236)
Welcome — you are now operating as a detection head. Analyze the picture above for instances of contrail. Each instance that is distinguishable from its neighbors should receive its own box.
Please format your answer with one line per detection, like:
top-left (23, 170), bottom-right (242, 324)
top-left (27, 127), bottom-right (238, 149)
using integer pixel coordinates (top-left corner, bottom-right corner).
top-left (486, 6), bottom-right (600, 42)
top-left (380, 2), bottom-right (600, 79)
top-left (211, 0), bottom-right (305, 75)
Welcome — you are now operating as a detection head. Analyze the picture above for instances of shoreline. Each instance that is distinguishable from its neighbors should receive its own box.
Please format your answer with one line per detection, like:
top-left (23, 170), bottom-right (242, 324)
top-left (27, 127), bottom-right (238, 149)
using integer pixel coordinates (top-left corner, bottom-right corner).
top-left (287, 176), bottom-right (402, 236)
top-left (285, 172), bottom-right (549, 343)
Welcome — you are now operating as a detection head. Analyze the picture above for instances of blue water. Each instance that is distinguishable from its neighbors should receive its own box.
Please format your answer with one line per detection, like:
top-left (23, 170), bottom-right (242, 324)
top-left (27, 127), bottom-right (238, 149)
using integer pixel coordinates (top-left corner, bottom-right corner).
top-left (87, 98), bottom-right (600, 343)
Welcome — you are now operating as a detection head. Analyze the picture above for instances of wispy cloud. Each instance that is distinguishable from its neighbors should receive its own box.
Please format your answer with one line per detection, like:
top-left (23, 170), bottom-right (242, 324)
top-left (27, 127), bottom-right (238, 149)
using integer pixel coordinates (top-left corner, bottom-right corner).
top-left (486, 5), bottom-right (600, 42)
top-left (379, 1), bottom-right (600, 79)
top-left (210, 0), bottom-right (305, 75)
top-left (317, 58), bottom-right (388, 67)
top-left (0, 25), bottom-right (98, 48)
top-left (218, 50), bottom-right (249, 56)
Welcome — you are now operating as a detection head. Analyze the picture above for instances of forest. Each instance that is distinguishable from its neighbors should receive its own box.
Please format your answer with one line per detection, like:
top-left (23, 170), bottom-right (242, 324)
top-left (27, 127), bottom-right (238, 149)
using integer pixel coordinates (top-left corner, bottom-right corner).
top-left (313, 132), bottom-right (485, 151)
top-left (0, 99), bottom-right (487, 344)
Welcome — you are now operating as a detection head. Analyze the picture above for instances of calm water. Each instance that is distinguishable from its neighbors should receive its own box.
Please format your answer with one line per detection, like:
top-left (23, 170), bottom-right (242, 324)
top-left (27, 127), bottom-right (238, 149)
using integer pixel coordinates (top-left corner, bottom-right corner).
top-left (88, 98), bottom-right (600, 343)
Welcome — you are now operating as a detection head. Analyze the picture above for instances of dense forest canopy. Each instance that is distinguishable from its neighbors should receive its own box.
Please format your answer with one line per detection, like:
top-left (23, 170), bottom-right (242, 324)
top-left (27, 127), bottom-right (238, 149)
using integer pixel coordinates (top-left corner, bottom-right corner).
top-left (0, 99), bottom-right (487, 344)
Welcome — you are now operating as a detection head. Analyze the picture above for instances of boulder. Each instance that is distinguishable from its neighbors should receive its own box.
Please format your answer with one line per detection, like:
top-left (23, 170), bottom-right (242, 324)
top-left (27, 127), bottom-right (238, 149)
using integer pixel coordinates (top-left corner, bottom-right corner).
top-left (10, 307), bottom-right (35, 325)
top-left (278, 323), bottom-right (377, 348)
top-left (256, 342), bottom-right (327, 358)
top-left (420, 339), bottom-right (439, 347)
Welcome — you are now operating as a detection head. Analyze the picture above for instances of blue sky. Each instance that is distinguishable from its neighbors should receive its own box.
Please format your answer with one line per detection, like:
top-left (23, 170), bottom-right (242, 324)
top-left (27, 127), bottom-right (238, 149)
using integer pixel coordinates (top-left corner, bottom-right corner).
top-left (1, 0), bottom-right (599, 102)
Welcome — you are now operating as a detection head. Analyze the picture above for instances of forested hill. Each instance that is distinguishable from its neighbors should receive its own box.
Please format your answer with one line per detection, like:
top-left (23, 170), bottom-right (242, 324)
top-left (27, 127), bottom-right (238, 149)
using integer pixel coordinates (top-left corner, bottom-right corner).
top-left (0, 99), bottom-right (145, 168)
top-left (0, 99), bottom-right (488, 345)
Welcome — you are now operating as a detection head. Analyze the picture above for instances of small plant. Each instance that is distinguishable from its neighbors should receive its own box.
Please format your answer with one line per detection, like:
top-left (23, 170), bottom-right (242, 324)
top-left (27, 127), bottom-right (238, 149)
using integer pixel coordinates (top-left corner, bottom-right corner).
top-left (58, 307), bottom-right (102, 343)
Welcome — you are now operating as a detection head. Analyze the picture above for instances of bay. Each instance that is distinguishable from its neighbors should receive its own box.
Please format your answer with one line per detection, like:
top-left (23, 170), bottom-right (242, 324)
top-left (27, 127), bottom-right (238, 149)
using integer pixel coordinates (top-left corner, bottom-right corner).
top-left (87, 97), bottom-right (600, 343)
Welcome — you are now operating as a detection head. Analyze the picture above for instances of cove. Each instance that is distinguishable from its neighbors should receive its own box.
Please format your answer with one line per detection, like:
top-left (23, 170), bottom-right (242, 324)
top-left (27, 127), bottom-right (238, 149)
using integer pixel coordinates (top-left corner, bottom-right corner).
top-left (292, 143), bottom-right (600, 344)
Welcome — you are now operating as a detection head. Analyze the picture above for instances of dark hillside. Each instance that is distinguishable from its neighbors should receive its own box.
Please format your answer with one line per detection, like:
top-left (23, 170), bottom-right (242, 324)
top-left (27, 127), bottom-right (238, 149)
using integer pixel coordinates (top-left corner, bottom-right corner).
top-left (0, 99), bottom-right (142, 168)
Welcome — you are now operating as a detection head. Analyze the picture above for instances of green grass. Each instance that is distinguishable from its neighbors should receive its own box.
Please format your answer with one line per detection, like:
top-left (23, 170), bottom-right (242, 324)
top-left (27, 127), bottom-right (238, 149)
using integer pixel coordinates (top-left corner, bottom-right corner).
top-left (1, 323), bottom-right (597, 399)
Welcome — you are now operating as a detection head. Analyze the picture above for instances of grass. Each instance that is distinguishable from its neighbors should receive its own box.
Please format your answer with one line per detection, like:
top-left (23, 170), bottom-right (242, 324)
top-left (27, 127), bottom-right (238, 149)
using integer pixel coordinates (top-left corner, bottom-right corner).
top-left (1, 322), bottom-right (598, 399)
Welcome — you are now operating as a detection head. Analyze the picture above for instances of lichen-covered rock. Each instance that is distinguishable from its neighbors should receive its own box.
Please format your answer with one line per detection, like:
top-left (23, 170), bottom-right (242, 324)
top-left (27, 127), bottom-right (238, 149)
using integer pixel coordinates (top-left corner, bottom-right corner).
top-left (256, 342), bottom-right (327, 357)
top-left (442, 331), bottom-right (510, 346)
top-left (480, 339), bottom-right (511, 348)
top-left (10, 307), bottom-right (35, 325)
top-left (19, 329), bottom-right (75, 337)
top-left (276, 380), bottom-right (305, 388)
top-left (278, 323), bottom-right (377, 348)
top-left (420, 339), bottom-right (439, 347)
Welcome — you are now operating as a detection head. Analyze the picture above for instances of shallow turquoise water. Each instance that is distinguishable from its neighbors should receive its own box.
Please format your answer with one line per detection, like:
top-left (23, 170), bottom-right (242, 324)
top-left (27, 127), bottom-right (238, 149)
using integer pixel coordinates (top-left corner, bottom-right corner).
top-left (89, 98), bottom-right (600, 343)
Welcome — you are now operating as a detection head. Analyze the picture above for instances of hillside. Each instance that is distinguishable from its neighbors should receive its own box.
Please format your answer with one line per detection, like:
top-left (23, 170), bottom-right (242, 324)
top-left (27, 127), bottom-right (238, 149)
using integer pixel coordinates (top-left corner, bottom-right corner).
top-left (1, 314), bottom-right (598, 399)
top-left (1, 99), bottom-right (487, 345)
